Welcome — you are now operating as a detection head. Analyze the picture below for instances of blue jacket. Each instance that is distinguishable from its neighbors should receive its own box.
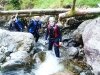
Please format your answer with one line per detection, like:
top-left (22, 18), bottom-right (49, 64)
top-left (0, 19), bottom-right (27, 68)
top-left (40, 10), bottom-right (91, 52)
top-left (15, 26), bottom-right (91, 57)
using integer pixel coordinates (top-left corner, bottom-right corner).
top-left (28, 20), bottom-right (42, 34)
top-left (14, 18), bottom-right (24, 31)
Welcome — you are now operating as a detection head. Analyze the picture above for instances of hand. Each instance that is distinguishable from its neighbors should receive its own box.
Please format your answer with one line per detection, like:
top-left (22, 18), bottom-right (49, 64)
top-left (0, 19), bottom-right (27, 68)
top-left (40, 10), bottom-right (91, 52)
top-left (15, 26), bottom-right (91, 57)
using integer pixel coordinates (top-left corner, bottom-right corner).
top-left (59, 42), bottom-right (62, 46)
top-left (45, 40), bottom-right (48, 45)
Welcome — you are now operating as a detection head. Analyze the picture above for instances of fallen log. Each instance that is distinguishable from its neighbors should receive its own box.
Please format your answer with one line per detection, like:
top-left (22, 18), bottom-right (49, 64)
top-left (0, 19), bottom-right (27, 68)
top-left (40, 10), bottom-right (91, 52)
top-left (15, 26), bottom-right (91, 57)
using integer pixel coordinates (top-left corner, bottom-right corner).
top-left (59, 8), bottom-right (100, 19)
top-left (0, 9), bottom-right (70, 15)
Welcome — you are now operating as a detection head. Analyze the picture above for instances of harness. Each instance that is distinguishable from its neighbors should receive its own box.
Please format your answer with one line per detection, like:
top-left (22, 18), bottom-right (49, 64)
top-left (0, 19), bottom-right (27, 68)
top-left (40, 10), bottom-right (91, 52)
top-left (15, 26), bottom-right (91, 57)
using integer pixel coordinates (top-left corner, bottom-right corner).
top-left (48, 24), bottom-right (59, 38)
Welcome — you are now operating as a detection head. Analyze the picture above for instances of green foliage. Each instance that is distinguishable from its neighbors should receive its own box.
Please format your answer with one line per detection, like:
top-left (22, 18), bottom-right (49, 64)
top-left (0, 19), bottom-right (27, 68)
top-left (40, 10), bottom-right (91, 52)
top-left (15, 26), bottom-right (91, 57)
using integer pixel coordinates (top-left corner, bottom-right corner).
top-left (34, 0), bottom-right (100, 8)
top-left (9, 0), bottom-right (21, 10)
top-left (77, 0), bottom-right (100, 7)
top-left (21, 0), bottom-right (34, 9)
top-left (4, 0), bottom-right (100, 10)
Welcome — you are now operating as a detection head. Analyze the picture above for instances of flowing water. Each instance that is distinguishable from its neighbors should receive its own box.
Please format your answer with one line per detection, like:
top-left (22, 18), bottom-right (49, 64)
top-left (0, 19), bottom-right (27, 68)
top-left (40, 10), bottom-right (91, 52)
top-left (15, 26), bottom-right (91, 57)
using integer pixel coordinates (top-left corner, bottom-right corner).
top-left (34, 51), bottom-right (64, 75)
top-left (0, 52), bottom-right (64, 75)
top-left (0, 38), bottom-right (64, 75)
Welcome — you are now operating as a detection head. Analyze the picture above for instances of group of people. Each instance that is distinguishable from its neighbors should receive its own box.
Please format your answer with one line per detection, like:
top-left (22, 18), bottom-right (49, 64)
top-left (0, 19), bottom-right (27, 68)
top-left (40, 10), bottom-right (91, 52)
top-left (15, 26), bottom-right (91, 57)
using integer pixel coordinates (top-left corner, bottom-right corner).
top-left (8, 15), bottom-right (62, 58)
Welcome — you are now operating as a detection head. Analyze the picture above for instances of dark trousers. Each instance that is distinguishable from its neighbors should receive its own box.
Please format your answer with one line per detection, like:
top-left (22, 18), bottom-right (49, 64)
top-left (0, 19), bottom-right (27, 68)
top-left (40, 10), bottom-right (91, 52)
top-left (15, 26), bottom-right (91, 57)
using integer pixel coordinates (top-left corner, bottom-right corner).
top-left (33, 32), bottom-right (40, 42)
top-left (48, 38), bottom-right (60, 58)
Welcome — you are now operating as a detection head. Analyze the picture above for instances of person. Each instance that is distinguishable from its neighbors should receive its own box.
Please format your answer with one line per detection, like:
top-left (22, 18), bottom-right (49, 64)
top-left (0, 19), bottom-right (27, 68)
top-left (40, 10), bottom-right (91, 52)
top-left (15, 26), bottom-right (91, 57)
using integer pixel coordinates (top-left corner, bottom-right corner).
top-left (45, 17), bottom-right (62, 58)
top-left (14, 15), bottom-right (24, 32)
top-left (28, 16), bottom-right (42, 43)
top-left (8, 15), bottom-right (16, 31)
top-left (8, 14), bottom-right (24, 32)
top-left (20, 17), bottom-right (28, 31)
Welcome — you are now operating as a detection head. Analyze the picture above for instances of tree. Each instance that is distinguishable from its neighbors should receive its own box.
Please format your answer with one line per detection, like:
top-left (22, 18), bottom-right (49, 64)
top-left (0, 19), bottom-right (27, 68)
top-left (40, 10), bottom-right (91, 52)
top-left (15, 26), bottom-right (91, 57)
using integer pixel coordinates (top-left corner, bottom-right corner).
top-left (60, 0), bottom-right (64, 7)
top-left (21, 0), bottom-right (34, 9)
top-left (9, 0), bottom-right (21, 10)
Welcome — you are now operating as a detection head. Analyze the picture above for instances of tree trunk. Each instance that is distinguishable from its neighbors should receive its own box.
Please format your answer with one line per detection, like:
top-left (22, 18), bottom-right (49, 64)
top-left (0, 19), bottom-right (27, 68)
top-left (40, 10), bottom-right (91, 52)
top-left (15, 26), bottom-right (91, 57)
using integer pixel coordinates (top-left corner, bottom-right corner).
top-left (59, 8), bottom-right (100, 19)
top-left (0, 9), bottom-right (70, 15)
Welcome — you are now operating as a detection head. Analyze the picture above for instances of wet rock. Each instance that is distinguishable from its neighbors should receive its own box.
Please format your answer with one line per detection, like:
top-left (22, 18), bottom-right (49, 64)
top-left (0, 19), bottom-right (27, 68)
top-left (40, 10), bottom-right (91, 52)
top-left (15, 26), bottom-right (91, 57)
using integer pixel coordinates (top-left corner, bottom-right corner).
top-left (33, 51), bottom-right (46, 65)
top-left (72, 20), bottom-right (92, 47)
top-left (1, 51), bottom-right (32, 70)
top-left (82, 17), bottom-right (100, 74)
top-left (0, 29), bottom-right (34, 53)
top-left (73, 19), bottom-right (91, 37)
top-left (0, 47), bottom-right (6, 63)
top-left (67, 17), bottom-right (82, 29)
top-left (80, 70), bottom-right (94, 75)
top-left (68, 47), bottom-right (79, 59)
top-left (73, 65), bottom-right (82, 73)
top-left (0, 21), bottom-right (8, 29)
top-left (80, 72), bottom-right (86, 75)
top-left (52, 70), bottom-right (74, 75)
top-left (0, 54), bottom-right (6, 63)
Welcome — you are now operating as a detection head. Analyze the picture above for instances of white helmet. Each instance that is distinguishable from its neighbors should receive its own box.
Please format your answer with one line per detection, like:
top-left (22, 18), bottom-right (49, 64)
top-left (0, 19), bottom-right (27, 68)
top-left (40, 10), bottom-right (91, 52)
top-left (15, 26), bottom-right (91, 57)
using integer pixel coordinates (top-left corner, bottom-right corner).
top-left (49, 17), bottom-right (55, 26)
top-left (49, 17), bottom-right (55, 22)
top-left (34, 16), bottom-right (40, 21)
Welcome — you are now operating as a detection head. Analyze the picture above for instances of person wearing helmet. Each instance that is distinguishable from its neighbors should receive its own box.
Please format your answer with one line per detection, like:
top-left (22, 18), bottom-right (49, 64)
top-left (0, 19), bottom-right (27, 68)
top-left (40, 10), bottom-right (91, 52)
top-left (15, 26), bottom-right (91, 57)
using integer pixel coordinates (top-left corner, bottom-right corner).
top-left (28, 16), bottom-right (42, 42)
top-left (8, 14), bottom-right (24, 32)
top-left (8, 15), bottom-right (16, 31)
top-left (45, 17), bottom-right (62, 58)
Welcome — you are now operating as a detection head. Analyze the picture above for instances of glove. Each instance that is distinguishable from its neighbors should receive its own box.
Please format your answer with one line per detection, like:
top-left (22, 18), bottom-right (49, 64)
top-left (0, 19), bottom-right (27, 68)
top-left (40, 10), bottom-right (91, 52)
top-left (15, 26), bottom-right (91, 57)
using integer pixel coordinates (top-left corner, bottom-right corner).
top-left (45, 40), bottom-right (48, 45)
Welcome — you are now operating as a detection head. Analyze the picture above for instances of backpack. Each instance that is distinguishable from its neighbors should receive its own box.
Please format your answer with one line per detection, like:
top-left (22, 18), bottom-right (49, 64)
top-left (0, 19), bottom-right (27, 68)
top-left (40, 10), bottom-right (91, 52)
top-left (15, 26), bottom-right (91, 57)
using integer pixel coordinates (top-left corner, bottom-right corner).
top-left (28, 20), bottom-right (41, 33)
top-left (15, 18), bottom-right (23, 31)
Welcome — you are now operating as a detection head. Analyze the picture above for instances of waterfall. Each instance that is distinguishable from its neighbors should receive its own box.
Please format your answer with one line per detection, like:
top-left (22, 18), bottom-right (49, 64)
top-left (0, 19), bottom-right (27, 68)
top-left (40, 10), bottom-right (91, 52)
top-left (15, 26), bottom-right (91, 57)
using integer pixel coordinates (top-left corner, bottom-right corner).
top-left (34, 51), bottom-right (64, 75)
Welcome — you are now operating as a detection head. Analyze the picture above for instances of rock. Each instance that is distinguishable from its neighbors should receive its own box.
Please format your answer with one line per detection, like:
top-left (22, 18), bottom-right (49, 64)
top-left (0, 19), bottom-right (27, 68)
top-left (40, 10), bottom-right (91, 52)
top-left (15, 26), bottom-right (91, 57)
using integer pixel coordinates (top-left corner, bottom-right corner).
top-left (0, 54), bottom-right (6, 63)
top-left (0, 29), bottom-right (34, 53)
top-left (80, 70), bottom-right (94, 75)
top-left (67, 17), bottom-right (82, 29)
top-left (32, 38), bottom-right (48, 54)
top-left (52, 70), bottom-right (74, 75)
top-left (68, 47), bottom-right (79, 59)
top-left (33, 51), bottom-right (46, 65)
top-left (73, 19), bottom-right (91, 37)
top-left (0, 48), bottom-right (6, 63)
top-left (72, 20), bottom-right (92, 47)
top-left (73, 65), bottom-right (82, 73)
top-left (82, 17), bottom-right (100, 74)
top-left (1, 51), bottom-right (32, 70)
top-left (80, 72), bottom-right (86, 75)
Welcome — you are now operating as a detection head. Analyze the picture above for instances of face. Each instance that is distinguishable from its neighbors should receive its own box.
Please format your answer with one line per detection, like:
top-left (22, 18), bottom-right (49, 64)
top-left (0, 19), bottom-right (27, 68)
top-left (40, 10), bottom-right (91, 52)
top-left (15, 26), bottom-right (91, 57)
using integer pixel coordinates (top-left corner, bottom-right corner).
top-left (49, 17), bottom-right (55, 26)
top-left (49, 20), bottom-right (55, 26)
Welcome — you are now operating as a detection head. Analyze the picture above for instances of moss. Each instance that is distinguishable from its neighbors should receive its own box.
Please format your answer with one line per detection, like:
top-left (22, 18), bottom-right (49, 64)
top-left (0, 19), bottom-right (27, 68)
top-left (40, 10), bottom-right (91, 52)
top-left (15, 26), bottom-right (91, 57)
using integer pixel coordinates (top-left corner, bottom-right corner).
top-left (62, 59), bottom-right (88, 75)
top-left (38, 51), bottom-right (46, 62)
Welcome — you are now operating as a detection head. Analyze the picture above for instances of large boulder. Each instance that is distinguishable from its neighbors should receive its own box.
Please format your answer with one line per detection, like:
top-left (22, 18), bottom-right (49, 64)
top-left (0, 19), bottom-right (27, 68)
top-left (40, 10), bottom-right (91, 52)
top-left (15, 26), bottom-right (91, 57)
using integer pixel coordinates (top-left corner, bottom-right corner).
top-left (0, 29), bottom-right (34, 69)
top-left (72, 20), bottom-right (92, 47)
top-left (82, 17), bottom-right (100, 75)
top-left (1, 50), bottom-right (32, 70)
top-left (0, 29), bottom-right (34, 53)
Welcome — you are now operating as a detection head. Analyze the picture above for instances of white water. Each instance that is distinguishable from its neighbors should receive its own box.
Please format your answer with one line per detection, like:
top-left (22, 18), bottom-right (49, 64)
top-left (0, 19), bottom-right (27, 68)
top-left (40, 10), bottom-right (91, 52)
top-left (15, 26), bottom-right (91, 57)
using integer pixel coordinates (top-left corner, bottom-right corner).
top-left (0, 51), bottom-right (64, 75)
top-left (34, 51), bottom-right (64, 75)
